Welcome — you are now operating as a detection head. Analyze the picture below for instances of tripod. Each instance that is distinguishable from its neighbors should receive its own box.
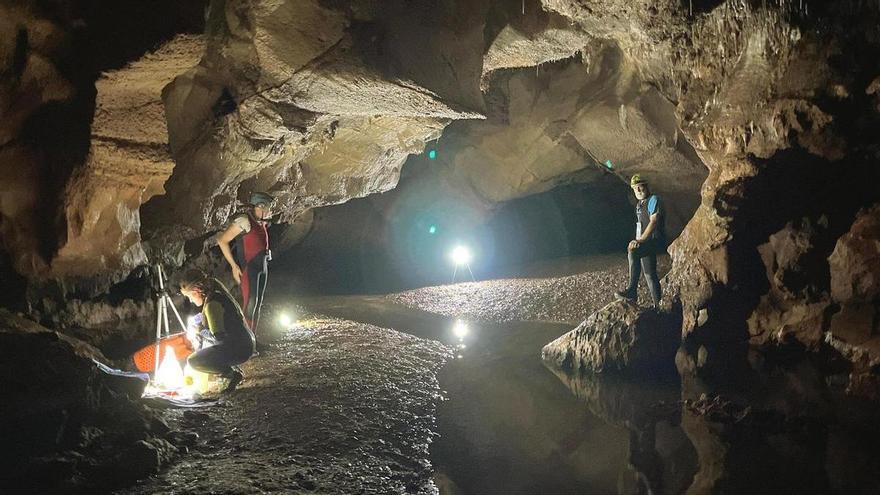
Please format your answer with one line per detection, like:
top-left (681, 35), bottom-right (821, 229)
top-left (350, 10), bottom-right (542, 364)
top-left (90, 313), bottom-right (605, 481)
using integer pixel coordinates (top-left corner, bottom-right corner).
top-left (451, 262), bottom-right (476, 283)
top-left (152, 263), bottom-right (188, 379)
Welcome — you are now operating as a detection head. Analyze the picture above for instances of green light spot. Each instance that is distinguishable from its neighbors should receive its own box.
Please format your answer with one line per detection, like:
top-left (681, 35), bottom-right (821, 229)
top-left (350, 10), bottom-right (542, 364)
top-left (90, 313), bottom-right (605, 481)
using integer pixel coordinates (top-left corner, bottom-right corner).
top-left (428, 149), bottom-right (437, 160)
top-left (429, 225), bottom-right (437, 234)
top-left (605, 160), bottom-right (614, 169)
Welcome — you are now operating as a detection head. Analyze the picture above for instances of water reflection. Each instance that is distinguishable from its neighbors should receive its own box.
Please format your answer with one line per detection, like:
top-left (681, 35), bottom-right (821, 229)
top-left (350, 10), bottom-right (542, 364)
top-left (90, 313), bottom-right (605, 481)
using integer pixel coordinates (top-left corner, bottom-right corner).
top-left (549, 345), bottom-right (880, 494)
top-left (451, 320), bottom-right (470, 359)
top-left (431, 318), bottom-right (630, 495)
top-left (294, 296), bottom-right (880, 495)
top-left (547, 368), bottom-right (696, 495)
top-left (674, 346), bottom-right (880, 494)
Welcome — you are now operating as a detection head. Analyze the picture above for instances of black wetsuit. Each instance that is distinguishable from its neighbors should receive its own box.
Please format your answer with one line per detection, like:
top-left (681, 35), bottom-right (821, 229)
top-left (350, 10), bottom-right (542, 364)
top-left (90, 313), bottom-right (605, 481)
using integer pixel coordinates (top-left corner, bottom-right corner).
top-left (187, 280), bottom-right (256, 376)
top-left (232, 211), bottom-right (270, 332)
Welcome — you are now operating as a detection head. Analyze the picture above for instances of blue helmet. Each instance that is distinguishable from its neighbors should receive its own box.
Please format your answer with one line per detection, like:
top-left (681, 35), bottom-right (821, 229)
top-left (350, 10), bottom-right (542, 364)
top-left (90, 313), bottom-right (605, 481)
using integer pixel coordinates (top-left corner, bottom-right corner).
top-left (248, 191), bottom-right (275, 207)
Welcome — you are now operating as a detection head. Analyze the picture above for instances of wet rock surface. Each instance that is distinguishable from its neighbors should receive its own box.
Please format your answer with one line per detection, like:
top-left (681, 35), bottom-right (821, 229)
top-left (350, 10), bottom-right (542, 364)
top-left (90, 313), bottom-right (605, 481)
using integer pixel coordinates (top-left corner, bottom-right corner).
top-left (121, 316), bottom-right (451, 495)
top-left (542, 301), bottom-right (682, 374)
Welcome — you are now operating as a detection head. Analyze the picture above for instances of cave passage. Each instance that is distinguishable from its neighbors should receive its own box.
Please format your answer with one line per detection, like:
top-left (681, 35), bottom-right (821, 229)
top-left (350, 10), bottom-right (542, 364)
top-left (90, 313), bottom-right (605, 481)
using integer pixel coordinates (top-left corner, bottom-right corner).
top-left (4, 0), bottom-right (880, 493)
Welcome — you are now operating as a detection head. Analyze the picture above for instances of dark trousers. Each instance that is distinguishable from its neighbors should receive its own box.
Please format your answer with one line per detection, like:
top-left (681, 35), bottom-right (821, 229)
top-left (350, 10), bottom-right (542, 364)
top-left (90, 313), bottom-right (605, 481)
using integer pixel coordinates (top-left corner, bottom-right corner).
top-left (626, 239), bottom-right (663, 305)
top-left (187, 340), bottom-right (253, 376)
top-left (242, 253), bottom-right (269, 332)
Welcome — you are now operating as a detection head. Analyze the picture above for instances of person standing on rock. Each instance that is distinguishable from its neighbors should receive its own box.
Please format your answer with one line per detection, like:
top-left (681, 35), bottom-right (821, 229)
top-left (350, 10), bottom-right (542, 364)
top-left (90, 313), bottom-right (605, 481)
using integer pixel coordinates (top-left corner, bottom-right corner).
top-left (616, 174), bottom-right (666, 308)
top-left (217, 191), bottom-right (274, 334)
top-left (179, 269), bottom-right (255, 394)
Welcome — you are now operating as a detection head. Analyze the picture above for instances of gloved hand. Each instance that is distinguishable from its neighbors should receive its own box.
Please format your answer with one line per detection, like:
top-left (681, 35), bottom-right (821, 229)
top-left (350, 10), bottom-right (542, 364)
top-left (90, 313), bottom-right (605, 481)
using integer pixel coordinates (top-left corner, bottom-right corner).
top-left (186, 313), bottom-right (206, 350)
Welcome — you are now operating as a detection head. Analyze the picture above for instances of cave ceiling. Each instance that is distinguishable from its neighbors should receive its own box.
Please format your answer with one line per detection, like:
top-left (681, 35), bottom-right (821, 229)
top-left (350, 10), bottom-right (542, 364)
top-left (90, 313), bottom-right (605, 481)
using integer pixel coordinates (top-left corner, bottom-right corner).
top-left (0, 0), bottom-right (877, 301)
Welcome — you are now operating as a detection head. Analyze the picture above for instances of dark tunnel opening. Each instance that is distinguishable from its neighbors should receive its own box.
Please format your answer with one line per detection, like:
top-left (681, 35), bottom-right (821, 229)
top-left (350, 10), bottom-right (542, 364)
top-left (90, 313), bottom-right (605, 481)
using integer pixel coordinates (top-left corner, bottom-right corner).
top-left (272, 170), bottom-right (638, 295)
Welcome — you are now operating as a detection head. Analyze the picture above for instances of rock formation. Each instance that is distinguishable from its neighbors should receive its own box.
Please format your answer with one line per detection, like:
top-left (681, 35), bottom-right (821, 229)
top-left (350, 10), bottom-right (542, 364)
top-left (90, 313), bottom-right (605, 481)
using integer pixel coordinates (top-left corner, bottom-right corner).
top-left (0, 309), bottom-right (185, 493)
top-left (547, 368), bottom-right (696, 494)
top-left (0, 1), bottom-right (878, 477)
top-left (826, 205), bottom-right (880, 399)
top-left (542, 300), bottom-right (681, 374)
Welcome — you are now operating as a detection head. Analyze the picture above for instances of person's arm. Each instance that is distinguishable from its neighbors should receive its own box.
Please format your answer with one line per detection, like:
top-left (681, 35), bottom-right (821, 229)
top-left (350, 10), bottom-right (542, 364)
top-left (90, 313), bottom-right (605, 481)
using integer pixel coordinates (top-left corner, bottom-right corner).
top-left (217, 223), bottom-right (244, 284)
top-left (633, 195), bottom-right (661, 247)
top-left (637, 213), bottom-right (660, 243)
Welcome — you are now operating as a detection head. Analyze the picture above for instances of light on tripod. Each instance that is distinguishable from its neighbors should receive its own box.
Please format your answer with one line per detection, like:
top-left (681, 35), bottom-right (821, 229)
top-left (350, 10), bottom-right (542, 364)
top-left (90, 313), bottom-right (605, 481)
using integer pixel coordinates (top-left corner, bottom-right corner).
top-left (449, 245), bottom-right (476, 283)
top-left (450, 245), bottom-right (472, 265)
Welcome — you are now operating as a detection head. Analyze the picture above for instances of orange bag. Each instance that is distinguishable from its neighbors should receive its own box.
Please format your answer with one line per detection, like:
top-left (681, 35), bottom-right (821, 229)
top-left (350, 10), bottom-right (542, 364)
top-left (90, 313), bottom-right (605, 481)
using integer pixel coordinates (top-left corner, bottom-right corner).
top-left (132, 333), bottom-right (194, 372)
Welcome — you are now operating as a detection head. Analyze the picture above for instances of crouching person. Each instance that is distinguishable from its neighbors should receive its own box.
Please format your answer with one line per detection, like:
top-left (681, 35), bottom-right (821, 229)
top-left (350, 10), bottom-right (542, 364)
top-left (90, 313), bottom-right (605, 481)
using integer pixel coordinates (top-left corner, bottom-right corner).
top-left (179, 268), bottom-right (256, 394)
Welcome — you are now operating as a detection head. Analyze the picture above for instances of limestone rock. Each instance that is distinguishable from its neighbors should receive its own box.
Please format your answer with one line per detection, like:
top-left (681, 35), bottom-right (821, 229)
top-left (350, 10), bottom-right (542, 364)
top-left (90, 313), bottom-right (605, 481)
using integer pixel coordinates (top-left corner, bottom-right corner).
top-left (828, 204), bottom-right (880, 304)
top-left (51, 35), bottom-right (204, 284)
top-left (482, 11), bottom-right (591, 78)
top-left (142, 18), bottom-right (483, 245)
top-left (542, 301), bottom-right (681, 374)
top-left (825, 204), bottom-right (880, 399)
top-left (0, 4), bottom-right (77, 278)
top-left (444, 42), bottom-right (706, 238)
top-left (747, 217), bottom-right (836, 347)
top-left (0, 309), bottom-right (170, 492)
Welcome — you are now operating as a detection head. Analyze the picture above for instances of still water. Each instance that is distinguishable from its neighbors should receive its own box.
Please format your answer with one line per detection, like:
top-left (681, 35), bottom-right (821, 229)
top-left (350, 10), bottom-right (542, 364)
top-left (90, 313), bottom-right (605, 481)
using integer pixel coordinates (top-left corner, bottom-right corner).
top-left (298, 295), bottom-right (696, 494)
top-left (298, 295), bottom-right (880, 494)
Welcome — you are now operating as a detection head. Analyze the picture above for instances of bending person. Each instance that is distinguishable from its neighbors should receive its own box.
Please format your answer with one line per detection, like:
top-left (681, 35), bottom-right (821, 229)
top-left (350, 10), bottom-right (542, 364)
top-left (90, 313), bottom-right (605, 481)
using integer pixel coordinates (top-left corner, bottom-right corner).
top-left (179, 269), bottom-right (256, 394)
top-left (217, 191), bottom-right (274, 333)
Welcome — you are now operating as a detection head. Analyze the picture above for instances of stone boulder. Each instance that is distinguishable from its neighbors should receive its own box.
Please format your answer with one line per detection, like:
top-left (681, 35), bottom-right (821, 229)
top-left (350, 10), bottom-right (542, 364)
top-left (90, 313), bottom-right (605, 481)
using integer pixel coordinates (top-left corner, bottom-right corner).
top-left (825, 204), bottom-right (880, 399)
top-left (747, 217), bottom-right (836, 347)
top-left (542, 301), bottom-right (681, 374)
top-left (0, 309), bottom-right (177, 493)
top-left (828, 204), bottom-right (880, 305)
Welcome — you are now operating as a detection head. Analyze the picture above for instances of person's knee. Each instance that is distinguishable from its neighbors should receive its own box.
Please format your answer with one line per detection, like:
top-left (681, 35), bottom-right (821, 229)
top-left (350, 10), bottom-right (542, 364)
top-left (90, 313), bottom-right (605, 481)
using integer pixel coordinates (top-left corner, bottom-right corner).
top-left (187, 353), bottom-right (207, 372)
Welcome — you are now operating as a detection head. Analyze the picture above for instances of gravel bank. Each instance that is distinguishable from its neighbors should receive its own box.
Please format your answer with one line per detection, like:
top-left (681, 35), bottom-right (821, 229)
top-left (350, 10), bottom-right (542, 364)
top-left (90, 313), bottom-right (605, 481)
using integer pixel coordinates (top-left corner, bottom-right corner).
top-left (387, 255), bottom-right (671, 324)
top-left (121, 316), bottom-right (452, 495)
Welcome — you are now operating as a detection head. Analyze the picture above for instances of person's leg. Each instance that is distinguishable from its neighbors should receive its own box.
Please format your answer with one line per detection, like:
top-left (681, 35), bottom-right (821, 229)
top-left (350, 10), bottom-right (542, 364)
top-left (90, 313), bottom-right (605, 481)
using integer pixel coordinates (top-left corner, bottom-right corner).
top-left (250, 255), bottom-right (269, 334)
top-left (641, 249), bottom-right (662, 307)
top-left (240, 266), bottom-right (252, 320)
top-left (617, 247), bottom-right (643, 301)
top-left (243, 258), bottom-right (261, 329)
top-left (187, 346), bottom-right (233, 376)
top-left (627, 248), bottom-right (642, 294)
top-left (187, 343), bottom-right (250, 393)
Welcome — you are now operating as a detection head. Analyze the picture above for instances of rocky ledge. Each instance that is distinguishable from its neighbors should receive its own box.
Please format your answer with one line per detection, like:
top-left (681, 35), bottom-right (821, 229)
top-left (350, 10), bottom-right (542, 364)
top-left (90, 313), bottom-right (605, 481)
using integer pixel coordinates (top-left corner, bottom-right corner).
top-left (0, 309), bottom-right (192, 494)
top-left (542, 301), bottom-right (682, 374)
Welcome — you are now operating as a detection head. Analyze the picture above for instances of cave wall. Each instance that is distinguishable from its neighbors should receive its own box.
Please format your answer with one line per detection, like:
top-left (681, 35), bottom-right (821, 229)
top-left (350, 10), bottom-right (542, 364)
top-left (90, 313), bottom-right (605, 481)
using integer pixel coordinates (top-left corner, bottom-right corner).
top-left (535, 0), bottom-right (880, 394)
top-left (0, 0), bottom-right (207, 307)
top-left (3, 0), bottom-right (707, 296)
top-left (0, 0), bottom-right (877, 394)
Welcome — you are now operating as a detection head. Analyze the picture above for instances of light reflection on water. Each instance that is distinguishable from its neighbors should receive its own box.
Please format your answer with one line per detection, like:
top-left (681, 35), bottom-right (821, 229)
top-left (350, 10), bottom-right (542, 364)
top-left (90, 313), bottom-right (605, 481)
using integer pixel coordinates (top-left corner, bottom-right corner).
top-left (451, 320), bottom-right (470, 359)
top-left (295, 296), bottom-right (880, 495)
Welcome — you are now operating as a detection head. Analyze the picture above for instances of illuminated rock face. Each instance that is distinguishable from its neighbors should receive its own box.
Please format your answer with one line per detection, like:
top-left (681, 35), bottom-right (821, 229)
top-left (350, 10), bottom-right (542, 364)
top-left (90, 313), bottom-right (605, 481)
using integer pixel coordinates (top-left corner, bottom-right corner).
top-left (0, 0), bottom-right (877, 386)
top-left (541, 300), bottom-right (681, 374)
top-left (53, 35), bottom-right (205, 281)
top-left (0, 1), bottom-right (206, 296)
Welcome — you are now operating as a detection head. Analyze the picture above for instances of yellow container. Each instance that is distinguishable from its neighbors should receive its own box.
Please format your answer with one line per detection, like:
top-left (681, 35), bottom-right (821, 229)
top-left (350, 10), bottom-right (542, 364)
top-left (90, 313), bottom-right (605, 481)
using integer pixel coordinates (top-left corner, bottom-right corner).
top-left (183, 363), bottom-right (212, 395)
